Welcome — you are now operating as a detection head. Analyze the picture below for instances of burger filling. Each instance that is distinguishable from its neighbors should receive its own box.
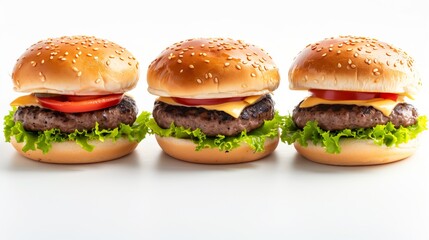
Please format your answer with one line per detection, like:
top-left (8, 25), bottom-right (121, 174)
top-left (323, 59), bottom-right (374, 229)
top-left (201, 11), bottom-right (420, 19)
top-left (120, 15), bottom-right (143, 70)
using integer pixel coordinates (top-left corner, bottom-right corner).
top-left (14, 95), bottom-right (138, 133)
top-left (292, 103), bottom-right (418, 131)
top-left (152, 94), bottom-right (274, 136)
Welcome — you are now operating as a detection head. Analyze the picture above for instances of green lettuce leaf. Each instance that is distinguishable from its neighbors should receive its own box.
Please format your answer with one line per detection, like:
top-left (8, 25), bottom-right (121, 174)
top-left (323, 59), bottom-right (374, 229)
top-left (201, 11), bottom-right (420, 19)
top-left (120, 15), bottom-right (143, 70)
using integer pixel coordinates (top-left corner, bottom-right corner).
top-left (280, 115), bottom-right (427, 154)
top-left (146, 112), bottom-right (283, 152)
top-left (3, 108), bottom-right (150, 154)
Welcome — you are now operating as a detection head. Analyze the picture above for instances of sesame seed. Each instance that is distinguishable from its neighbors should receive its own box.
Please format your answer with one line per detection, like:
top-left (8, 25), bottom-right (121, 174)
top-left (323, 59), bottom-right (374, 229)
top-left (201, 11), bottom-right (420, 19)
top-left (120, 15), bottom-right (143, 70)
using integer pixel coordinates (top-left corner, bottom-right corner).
top-left (94, 56), bottom-right (98, 60)
top-left (374, 58), bottom-right (378, 64)
top-left (119, 57), bottom-right (125, 61)
top-left (322, 53), bottom-right (327, 57)
top-left (224, 62), bottom-right (230, 67)
top-left (251, 73), bottom-right (256, 77)
top-left (39, 72), bottom-right (45, 82)
top-left (214, 77), bottom-right (219, 83)
top-left (41, 60), bottom-right (45, 64)
top-left (227, 56), bottom-right (233, 60)
top-left (204, 60), bottom-right (210, 63)
top-left (386, 52), bottom-right (392, 56)
top-left (347, 48), bottom-right (352, 51)
top-left (191, 52), bottom-right (195, 56)
top-left (351, 64), bottom-right (356, 69)
top-left (77, 71), bottom-right (82, 77)
top-left (374, 72), bottom-right (381, 76)
top-left (337, 63), bottom-right (342, 68)
top-left (180, 69), bottom-right (184, 73)
top-left (128, 62), bottom-right (132, 66)
top-left (37, 52), bottom-right (41, 56)
top-left (87, 53), bottom-right (92, 57)
top-left (208, 73), bottom-right (212, 78)
top-left (177, 59), bottom-right (182, 64)
top-left (386, 60), bottom-right (390, 66)
top-left (329, 48), bottom-right (333, 52)
top-left (93, 47), bottom-right (99, 51)
top-left (354, 53), bottom-right (359, 58)
top-left (72, 67), bottom-right (79, 72)
top-left (373, 68), bottom-right (379, 72)
top-left (348, 59), bottom-right (352, 64)
top-left (338, 43), bottom-right (343, 48)
top-left (31, 61), bottom-right (37, 67)
top-left (95, 79), bottom-right (101, 84)
top-left (337, 50), bottom-right (341, 54)
top-left (316, 48), bottom-right (322, 52)
top-left (106, 60), bottom-right (110, 66)
top-left (189, 64), bottom-right (194, 69)
top-left (72, 59), bottom-right (76, 64)
top-left (196, 79), bottom-right (202, 84)
top-left (236, 64), bottom-right (242, 70)
top-left (49, 56), bottom-right (54, 60)
top-left (64, 52), bottom-right (69, 56)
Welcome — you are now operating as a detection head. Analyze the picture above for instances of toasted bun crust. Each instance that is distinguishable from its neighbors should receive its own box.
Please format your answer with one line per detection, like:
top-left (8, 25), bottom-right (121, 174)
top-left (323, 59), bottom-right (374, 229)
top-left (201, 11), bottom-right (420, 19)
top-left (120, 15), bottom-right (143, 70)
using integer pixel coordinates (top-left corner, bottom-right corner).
top-left (289, 36), bottom-right (420, 97)
top-left (294, 139), bottom-right (418, 166)
top-left (147, 38), bottom-right (280, 98)
top-left (155, 135), bottom-right (279, 164)
top-left (11, 137), bottom-right (138, 164)
top-left (12, 36), bottom-right (139, 95)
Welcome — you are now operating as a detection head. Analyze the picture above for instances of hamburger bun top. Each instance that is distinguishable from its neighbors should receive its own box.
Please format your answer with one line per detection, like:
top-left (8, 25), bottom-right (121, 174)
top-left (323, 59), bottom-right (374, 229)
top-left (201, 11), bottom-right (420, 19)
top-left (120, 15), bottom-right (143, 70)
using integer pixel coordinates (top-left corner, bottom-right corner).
top-left (12, 36), bottom-right (139, 95)
top-left (147, 38), bottom-right (280, 98)
top-left (288, 36), bottom-right (420, 98)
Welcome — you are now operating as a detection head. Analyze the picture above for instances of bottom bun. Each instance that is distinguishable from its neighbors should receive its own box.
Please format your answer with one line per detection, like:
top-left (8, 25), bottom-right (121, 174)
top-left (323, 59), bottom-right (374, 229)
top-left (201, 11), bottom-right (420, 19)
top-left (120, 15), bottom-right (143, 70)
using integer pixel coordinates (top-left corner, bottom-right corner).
top-left (155, 135), bottom-right (279, 164)
top-left (11, 137), bottom-right (138, 164)
top-left (294, 139), bottom-right (418, 166)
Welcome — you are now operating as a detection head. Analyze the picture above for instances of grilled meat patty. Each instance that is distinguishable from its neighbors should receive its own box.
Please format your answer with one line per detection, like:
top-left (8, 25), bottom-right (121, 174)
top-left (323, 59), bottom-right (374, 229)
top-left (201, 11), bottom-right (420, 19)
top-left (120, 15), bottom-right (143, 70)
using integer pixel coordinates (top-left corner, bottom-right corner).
top-left (292, 102), bottom-right (418, 131)
top-left (14, 95), bottom-right (138, 133)
top-left (153, 94), bottom-right (275, 136)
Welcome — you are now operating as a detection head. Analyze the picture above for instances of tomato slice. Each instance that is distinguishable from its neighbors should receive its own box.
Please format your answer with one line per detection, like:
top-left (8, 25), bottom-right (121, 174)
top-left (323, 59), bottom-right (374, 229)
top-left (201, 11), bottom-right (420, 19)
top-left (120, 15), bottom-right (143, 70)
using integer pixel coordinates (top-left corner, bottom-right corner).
top-left (37, 94), bottom-right (124, 113)
top-left (309, 89), bottom-right (398, 101)
top-left (172, 96), bottom-right (246, 106)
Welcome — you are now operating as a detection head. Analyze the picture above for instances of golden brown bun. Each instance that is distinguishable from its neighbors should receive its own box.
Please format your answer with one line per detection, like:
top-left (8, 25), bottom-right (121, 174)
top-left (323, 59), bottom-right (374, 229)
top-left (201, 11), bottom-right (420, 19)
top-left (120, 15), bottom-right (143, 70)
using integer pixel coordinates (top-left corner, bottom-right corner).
top-left (12, 36), bottom-right (139, 95)
top-left (294, 139), bottom-right (418, 166)
top-left (155, 135), bottom-right (279, 164)
top-left (147, 38), bottom-right (280, 98)
top-left (289, 36), bottom-right (420, 97)
top-left (11, 137), bottom-right (138, 164)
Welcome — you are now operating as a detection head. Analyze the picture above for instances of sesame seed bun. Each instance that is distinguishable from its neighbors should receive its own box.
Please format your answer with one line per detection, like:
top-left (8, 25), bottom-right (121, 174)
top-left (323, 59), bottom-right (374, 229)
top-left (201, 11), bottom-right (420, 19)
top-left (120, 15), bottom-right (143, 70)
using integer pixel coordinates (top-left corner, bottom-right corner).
top-left (147, 38), bottom-right (280, 98)
top-left (12, 36), bottom-right (139, 95)
top-left (289, 36), bottom-right (420, 98)
top-left (155, 135), bottom-right (279, 164)
top-left (10, 137), bottom-right (138, 164)
top-left (294, 139), bottom-right (418, 166)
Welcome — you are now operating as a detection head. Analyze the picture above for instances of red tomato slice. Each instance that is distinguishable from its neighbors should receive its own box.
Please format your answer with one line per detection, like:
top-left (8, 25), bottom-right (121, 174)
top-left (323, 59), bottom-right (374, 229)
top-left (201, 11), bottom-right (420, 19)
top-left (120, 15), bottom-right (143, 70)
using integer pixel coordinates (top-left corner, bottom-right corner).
top-left (172, 97), bottom-right (246, 106)
top-left (309, 89), bottom-right (398, 101)
top-left (37, 94), bottom-right (124, 113)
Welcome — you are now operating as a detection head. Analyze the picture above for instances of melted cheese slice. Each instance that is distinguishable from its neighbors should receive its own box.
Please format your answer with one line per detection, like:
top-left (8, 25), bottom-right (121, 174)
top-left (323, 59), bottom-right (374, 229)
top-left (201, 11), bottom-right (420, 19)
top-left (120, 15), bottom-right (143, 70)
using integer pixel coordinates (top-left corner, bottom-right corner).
top-left (157, 95), bottom-right (263, 118)
top-left (299, 96), bottom-right (404, 116)
top-left (10, 94), bottom-right (41, 107)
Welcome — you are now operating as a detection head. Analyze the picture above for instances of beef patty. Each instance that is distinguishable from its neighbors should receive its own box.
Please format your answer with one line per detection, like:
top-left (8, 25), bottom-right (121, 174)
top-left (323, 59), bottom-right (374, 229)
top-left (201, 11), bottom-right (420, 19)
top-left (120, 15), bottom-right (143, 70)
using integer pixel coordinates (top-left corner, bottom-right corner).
top-left (292, 102), bottom-right (418, 131)
top-left (14, 95), bottom-right (138, 133)
top-left (153, 94), bottom-right (275, 136)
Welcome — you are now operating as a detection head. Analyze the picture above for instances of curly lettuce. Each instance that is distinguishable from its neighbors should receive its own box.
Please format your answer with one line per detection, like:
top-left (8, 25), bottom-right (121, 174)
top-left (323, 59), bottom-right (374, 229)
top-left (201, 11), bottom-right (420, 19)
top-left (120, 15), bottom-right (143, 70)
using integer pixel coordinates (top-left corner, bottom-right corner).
top-left (3, 108), bottom-right (150, 154)
top-left (146, 112), bottom-right (283, 152)
top-left (280, 115), bottom-right (427, 154)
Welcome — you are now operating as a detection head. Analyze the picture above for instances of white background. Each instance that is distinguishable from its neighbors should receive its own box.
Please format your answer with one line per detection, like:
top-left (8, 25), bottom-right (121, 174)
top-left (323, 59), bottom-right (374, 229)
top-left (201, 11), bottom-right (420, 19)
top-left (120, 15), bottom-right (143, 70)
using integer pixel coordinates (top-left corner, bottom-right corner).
top-left (1, 0), bottom-right (428, 239)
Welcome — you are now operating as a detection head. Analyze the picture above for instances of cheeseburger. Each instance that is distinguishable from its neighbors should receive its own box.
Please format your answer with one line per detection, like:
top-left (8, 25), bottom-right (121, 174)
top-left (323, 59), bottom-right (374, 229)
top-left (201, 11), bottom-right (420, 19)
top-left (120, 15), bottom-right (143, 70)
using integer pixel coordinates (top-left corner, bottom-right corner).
top-left (147, 38), bottom-right (281, 164)
top-left (282, 36), bottom-right (427, 165)
top-left (3, 36), bottom-right (149, 163)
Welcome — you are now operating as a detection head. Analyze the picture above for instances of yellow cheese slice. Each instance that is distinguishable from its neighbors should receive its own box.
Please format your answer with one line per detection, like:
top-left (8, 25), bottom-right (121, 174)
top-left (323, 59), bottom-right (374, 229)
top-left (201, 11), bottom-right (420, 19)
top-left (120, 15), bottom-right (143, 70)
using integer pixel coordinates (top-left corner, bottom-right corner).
top-left (10, 94), bottom-right (41, 107)
top-left (158, 95), bottom-right (263, 118)
top-left (299, 96), bottom-right (404, 116)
